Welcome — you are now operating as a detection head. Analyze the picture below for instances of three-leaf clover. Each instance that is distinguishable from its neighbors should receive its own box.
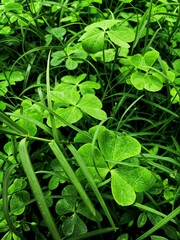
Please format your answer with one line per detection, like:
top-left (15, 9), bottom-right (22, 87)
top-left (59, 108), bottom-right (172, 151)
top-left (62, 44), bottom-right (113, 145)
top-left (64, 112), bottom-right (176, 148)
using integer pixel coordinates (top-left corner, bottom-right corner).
top-left (79, 19), bottom-right (135, 53)
top-left (76, 128), bottom-right (152, 206)
top-left (51, 43), bottom-right (88, 70)
top-left (55, 185), bottom-right (102, 237)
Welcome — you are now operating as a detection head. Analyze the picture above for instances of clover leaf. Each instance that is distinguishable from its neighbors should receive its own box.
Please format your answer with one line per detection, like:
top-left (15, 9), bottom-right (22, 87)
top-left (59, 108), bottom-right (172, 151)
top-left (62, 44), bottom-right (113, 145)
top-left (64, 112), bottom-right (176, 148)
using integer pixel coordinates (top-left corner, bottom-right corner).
top-left (129, 51), bottom-right (167, 92)
top-left (51, 43), bottom-right (88, 70)
top-left (76, 143), bottom-right (109, 182)
top-left (46, 27), bottom-right (66, 41)
top-left (55, 185), bottom-right (102, 237)
top-left (48, 88), bottom-right (107, 128)
top-left (79, 19), bottom-right (135, 53)
top-left (131, 71), bottom-right (163, 92)
top-left (12, 99), bottom-right (44, 136)
top-left (98, 129), bottom-right (141, 167)
top-left (10, 190), bottom-right (30, 215)
top-left (77, 94), bottom-right (107, 120)
top-left (62, 213), bottom-right (87, 237)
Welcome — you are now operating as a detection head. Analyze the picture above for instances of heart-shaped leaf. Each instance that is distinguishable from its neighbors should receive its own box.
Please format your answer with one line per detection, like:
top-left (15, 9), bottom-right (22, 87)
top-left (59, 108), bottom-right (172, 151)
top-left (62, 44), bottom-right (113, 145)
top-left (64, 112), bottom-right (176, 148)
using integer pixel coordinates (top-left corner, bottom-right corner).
top-left (76, 143), bottom-right (109, 182)
top-left (98, 129), bottom-right (141, 165)
top-left (62, 213), bottom-right (87, 237)
top-left (81, 28), bottom-right (105, 53)
top-left (66, 58), bottom-right (78, 70)
top-left (47, 106), bottom-right (82, 128)
top-left (111, 169), bottom-right (136, 206)
top-left (77, 94), bottom-right (107, 120)
top-left (114, 166), bottom-right (152, 192)
top-left (131, 71), bottom-right (163, 92)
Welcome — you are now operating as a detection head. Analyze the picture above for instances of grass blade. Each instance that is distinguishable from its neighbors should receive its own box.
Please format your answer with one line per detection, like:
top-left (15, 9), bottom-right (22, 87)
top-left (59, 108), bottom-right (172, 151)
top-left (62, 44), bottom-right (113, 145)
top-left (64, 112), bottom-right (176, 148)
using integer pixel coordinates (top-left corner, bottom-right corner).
top-left (0, 111), bottom-right (28, 135)
top-left (19, 138), bottom-right (61, 240)
top-left (136, 206), bottom-right (180, 240)
top-left (68, 143), bottom-right (116, 231)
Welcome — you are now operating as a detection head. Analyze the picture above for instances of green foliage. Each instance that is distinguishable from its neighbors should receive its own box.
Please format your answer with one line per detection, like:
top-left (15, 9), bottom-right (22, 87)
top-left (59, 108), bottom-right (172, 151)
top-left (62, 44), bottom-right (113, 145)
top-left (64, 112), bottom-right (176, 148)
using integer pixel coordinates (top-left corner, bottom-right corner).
top-left (0, 0), bottom-right (180, 239)
top-left (79, 20), bottom-right (135, 53)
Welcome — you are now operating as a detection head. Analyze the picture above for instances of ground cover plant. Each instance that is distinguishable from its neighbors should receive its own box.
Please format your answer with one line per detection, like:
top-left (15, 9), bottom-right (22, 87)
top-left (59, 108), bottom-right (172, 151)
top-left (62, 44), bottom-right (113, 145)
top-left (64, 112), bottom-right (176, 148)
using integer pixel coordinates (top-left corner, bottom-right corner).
top-left (0, 0), bottom-right (180, 239)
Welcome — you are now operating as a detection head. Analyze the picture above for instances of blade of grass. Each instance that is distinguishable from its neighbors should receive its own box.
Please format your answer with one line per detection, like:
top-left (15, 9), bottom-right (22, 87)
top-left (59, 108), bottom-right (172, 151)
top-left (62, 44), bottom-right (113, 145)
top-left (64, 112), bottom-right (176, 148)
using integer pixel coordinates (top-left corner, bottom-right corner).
top-left (136, 205), bottom-right (180, 240)
top-left (46, 50), bottom-right (64, 145)
top-left (6, 112), bottom-right (52, 135)
top-left (2, 164), bottom-right (26, 239)
top-left (19, 138), bottom-right (61, 240)
top-left (0, 111), bottom-right (28, 135)
top-left (134, 203), bottom-right (177, 225)
top-left (67, 143), bottom-right (116, 231)
top-left (143, 0), bottom-right (153, 54)
top-left (49, 140), bottom-right (97, 218)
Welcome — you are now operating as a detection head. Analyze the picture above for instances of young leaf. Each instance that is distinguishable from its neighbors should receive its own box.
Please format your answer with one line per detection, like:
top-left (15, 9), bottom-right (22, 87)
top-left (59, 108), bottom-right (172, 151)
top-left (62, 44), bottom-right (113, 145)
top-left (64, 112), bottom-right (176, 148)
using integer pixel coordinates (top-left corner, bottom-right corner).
top-left (111, 169), bottom-right (136, 206)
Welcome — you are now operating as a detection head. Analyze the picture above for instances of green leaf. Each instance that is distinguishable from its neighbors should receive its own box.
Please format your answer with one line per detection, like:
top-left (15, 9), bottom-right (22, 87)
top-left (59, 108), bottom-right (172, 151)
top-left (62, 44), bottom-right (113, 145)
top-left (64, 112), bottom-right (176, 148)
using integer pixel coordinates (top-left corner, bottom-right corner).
top-left (4, 3), bottom-right (23, 13)
top-left (81, 28), bottom-right (105, 53)
top-left (130, 51), bottom-right (159, 72)
top-left (95, 49), bottom-right (116, 62)
top-left (61, 74), bottom-right (87, 84)
top-left (13, 100), bottom-right (44, 136)
top-left (8, 178), bottom-right (26, 194)
top-left (107, 27), bottom-right (135, 48)
top-left (173, 59), bottom-right (180, 74)
top-left (144, 51), bottom-right (159, 67)
top-left (131, 71), bottom-right (163, 92)
top-left (111, 169), bottom-right (136, 206)
top-left (77, 202), bottom-right (102, 222)
top-left (78, 143), bottom-right (107, 168)
top-left (117, 234), bottom-right (129, 240)
top-left (62, 213), bottom-right (87, 237)
top-left (76, 143), bottom-right (109, 182)
top-left (46, 27), bottom-right (66, 40)
top-left (77, 94), bottom-right (107, 120)
top-left (62, 185), bottom-right (78, 205)
top-left (1, 231), bottom-right (12, 240)
top-left (115, 166), bottom-right (152, 192)
top-left (137, 212), bottom-right (148, 228)
top-left (51, 88), bottom-right (80, 106)
top-left (51, 51), bottom-right (66, 66)
top-left (55, 199), bottom-right (75, 216)
top-left (10, 190), bottom-right (30, 215)
top-left (170, 87), bottom-right (180, 104)
top-left (0, 101), bottom-right (6, 110)
top-left (48, 176), bottom-right (60, 190)
top-left (98, 129), bottom-right (141, 165)
top-left (66, 58), bottom-right (78, 70)
top-left (47, 106), bottom-right (82, 128)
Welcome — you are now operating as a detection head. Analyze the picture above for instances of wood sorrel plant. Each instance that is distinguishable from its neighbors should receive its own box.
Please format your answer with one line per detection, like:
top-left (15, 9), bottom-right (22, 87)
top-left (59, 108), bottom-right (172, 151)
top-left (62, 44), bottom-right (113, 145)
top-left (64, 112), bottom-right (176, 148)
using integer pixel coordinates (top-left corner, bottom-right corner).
top-left (0, 0), bottom-right (180, 240)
